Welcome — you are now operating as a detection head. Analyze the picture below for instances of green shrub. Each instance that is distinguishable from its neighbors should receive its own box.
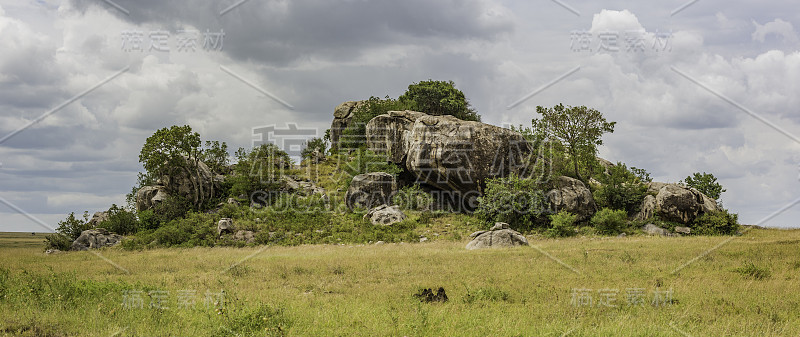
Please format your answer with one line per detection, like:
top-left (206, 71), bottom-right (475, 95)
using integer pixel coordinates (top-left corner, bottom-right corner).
top-left (229, 144), bottom-right (293, 198)
top-left (100, 204), bottom-right (139, 235)
top-left (393, 184), bottom-right (433, 211)
top-left (546, 210), bottom-right (577, 238)
top-left (43, 233), bottom-right (72, 251)
top-left (337, 96), bottom-right (412, 151)
top-left (593, 162), bottom-right (650, 214)
top-left (152, 195), bottom-right (192, 226)
top-left (123, 212), bottom-right (217, 249)
top-left (590, 208), bottom-right (628, 235)
top-left (734, 262), bottom-right (770, 280)
top-left (137, 209), bottom-right (159, 231)
top-left (301, 137), bottom-right (328, 161)
top-left (693, 209), bottom-right (739, 235)
top-left (476, 174), bottom-right (548, 231)
top-left (54, 212), bottom-right (92, 240)
top-left (341, 149), bottom-right (402, 182)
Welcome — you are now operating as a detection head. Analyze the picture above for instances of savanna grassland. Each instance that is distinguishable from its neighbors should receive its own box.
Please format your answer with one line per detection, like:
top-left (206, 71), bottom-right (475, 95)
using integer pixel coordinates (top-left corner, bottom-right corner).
top-left (2, 228), bottom-right (799, 336)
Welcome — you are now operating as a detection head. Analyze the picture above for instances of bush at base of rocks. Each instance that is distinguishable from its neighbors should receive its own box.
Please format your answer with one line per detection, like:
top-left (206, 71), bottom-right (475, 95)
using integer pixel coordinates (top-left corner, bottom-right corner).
top-left (546, 210), bottom-right (577, 238)
top-left (475, 174), bottom-right (548, 232)
top-left (692, 209), bottom-right (739, 235)
top-left (590, 208), bottom-right (628, 235)
top-left (43, 233), bottom-right (72, 251)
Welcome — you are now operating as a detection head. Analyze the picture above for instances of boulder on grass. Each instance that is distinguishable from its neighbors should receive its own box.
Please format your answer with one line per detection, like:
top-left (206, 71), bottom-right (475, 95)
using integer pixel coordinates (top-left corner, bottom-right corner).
top-left (466, 222), bottom-right (529, 250)
top-left (217, 218), bottom-right (234, 237)
top-left (71, 228), bottom-right (123, 251)
top-left (364, 205), bottom-right (407, 225)
top-left (546, 176), bottom-right (597, 222)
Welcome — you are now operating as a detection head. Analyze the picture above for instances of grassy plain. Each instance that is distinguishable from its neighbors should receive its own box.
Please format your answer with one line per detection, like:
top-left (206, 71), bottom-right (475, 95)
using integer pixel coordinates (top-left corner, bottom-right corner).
top-left (1, 229), bottom-right (799, 336)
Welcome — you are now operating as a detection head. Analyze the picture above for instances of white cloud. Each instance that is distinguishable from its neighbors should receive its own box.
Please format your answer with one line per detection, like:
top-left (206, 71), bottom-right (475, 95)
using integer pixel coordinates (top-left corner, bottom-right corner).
top-left (752, 18), bottom-right (798, 44)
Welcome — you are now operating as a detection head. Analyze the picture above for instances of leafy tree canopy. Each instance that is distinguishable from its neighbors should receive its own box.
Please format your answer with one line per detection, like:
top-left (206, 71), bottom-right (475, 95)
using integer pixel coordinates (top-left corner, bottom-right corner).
top-left (399, 80), bottom-right (480, 122)
top-left (681, 172), bottom-right (726, 200)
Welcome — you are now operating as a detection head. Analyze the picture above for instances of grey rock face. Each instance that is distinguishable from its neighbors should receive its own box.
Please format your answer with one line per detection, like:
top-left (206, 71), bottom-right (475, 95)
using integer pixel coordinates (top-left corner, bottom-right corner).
top-left (546, 176), bottom-right (597, 222)
top-left (364, 204), bottom-right (407, 225)
top-left (345, 172), bottom-right (397, 210)
top-left (366, 110), bottom-right (533, 199)
top-left (466, 222), bottom-right (529, 250)
top-left (71, 229), bottom-right (122, 251)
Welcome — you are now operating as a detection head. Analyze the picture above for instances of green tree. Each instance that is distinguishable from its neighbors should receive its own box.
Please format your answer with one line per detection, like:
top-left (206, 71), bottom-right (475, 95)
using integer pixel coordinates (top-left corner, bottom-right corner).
top-left (399, 80), bottom-right (480, 121)
top-left (681, 172), bottom-right (726, 200)
top-left (338, 96), bottom-right (412, 151)
top-left (593, 162), bottom-right (651, 214)
top-left (201, 140), bottom-right (230, 174)
top-left (531, 104), bottom-right (615, 181)
top-left (228, 144), bottom-right (293, 198)
top-left (301, 137), bottom-right (328, 162)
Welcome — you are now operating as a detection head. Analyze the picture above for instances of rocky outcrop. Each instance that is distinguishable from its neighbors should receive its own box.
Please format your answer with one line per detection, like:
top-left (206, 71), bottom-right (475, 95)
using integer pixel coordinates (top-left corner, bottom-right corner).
top-left (217, 218), bottom-right (234, 237)
top-left (282, 176), bottom-right (327, 199)
top-left (135, 185), bottom-right (168, 212)
top-left (87, 211), bottom-right (110, 227)
top-left (345, 172), bottom-right (397, 210)
top-left (636, 183), bottom-right (720, 224)
top-left (135, 157), bottom-right (221, 212)
top-left (546, 176), bottom-right (597, 221)
top-left (366, 110), bottom-right (533, 201)
top-left (71, 229), bottom-right (123, 251)
top-left (330, 100), bottom-right (367, 150)
top-left (642, 223), bottom-right (673, 236)
top-left (466, 222), bottom-right (529, 250)
top-left (364, 204), bottom-right (407, 225)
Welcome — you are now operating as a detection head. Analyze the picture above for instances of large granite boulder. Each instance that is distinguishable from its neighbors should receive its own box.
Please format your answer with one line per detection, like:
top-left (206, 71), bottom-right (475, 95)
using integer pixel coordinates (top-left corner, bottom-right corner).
top-left (466, 222), bottom-right (529, 250)
top-left (364, 204), bottom-right (407, 225)
top-left (71, 228), bottom-right (123, 251)
top-left (366, 110), bottom-right (533, 201)
top-left (635, 183), bottom-right (720, 224)
top-left (330, 100), bottom-right (367, 150)
top-left (345, 172), bottom-right (397, 210)
top-left (87, 211), bottom-right (110, 227)
top-left (546, 176), bottom-right (597, 221)
top-left (135, 156), bottom-right (221, 211)
top-left (135, 185), bottom-right (168, 212)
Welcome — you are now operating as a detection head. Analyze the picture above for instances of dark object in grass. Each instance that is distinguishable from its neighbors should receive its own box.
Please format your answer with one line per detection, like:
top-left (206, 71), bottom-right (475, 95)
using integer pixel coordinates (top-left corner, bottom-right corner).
top-left (414, 287), bottom-right (448, 303)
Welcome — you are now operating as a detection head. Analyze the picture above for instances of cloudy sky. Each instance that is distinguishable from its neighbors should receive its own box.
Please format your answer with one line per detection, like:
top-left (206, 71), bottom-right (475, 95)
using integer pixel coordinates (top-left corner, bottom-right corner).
top-left (1, 0), bottom-right (799, 231)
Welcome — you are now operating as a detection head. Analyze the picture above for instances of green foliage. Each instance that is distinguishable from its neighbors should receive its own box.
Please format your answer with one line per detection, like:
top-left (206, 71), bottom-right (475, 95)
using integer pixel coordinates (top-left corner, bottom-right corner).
top-left (593, 162), bottom-right (651, 214)
top-left (100, 204), bottom-right (139, 235)
top-left (201, 140), bottom-right (230, 174)
top-left (214, 303), bottom-right (292, 336)
top-left (693, 209), bottom-right (739, 235)
top-left (341, 149), bottom-right (402, 182)
top-left (476, 174), bottom-right (548, 231)
top-left (123, 212), bottom-right (218, 249)
top-left (301, 137), bottom-right (328, 161)
top-left (137, 209), bottom-right (159, 231)
top-left (43, 233), bottom-right (72, 251)
top-left (139, 125), bottom-right (201, 183)
top-left (229, 144), bottom-right (293, 198)
top-left (590, 208), bottom-right (628, 235)
top-left (734, 262), bottom-right (771, 280)
top-left (546, 210), bottom-right (577, 238)
top-left (681, 172), bottom-right (726, 200)
top-left (463, 286), bottom-right (511, 304)
top-left (531, 104), bottom-right (615, 180)
top-left (151, 195), bottom-right (192, 227)
top-left (398, 80), bottom-right (480, 121)
top-left (338, 96), bottom-right (412, 151)
top-left (54, 212), bottom-right (92, 240)
top-left (393, 184), bottom-right (433, 211)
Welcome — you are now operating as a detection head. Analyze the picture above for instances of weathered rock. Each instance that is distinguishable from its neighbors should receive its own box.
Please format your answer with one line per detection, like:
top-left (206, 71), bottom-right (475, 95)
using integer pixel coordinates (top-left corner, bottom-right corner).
top-left (366, 110), bottom-right (533, 203)
top-left (135, 185), bottom-right (168, 212)
top-left (634, 195), bottom-right (657, 221)
top-left (466, 222), bottom-right (529, 250)
top-left (282, 176), bottom-right (327, 199)
top-left (642, 224), bottom-right (672, 236)
top-left (217, 218), bottom-right (234, 237)
top-left (597, 157), bottom-right (615, 174)
top-left (45, 249), bottom-right (61, 255)
top-left (233, 230), bottom-right (255, 244)
top-left (364, 204), bottom-right (407, 225)
top-left (345, 172), bottom-right (397, 210)
top-left (636, 183), bottom-right (720, 224)
top-left (71, 229), bottom-right (123, 251)
top-left (546, 176), bottom-right (597, 221)
top-left (330, 100), bottom-right (367, 150)
top-left (674, 226), bottom-right (691, 235)
top-left (87, 211), bottom-right (110, 227)
top-left (162, 156), bottom-right (220, 206)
